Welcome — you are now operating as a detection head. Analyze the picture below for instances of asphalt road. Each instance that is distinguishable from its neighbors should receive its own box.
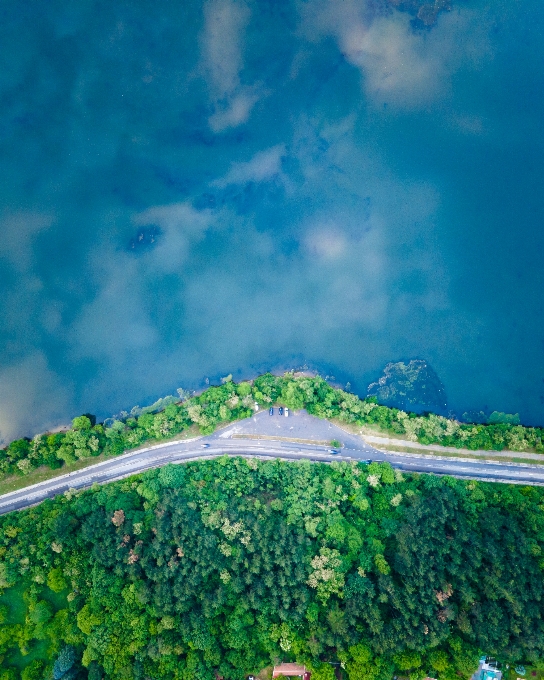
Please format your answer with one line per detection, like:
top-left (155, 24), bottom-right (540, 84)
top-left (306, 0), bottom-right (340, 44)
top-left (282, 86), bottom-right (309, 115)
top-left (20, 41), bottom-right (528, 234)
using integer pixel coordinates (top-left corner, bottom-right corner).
top-left (2, 409), bottom-right (544, 515)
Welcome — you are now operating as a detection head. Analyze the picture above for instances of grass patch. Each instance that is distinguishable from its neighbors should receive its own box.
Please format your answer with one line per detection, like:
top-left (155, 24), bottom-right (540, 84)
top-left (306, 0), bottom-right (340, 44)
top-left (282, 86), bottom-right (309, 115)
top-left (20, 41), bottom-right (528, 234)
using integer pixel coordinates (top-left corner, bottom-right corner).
top-left (339, 421), bottom-right (543, 460)
top-left (376, 444), bottom-right (544, 465)
top-left (0, 582), bottom-right (69, 672)
top-left (4, 637), bottom-right (50, 671)
top-left (504, 665), bottom-right (542, 680)
top-left (329, 418), bottom-right (365, 436)
top-left (0, 581), bottom-right (27, 625)
top-left (331, 418), bottom-right (544, 459)
top-left (232, 434), bottom-right (331, 446)
top-left (41, 586), bottom-right (69, 612)
top-left (0, 424), bottom-right (202, 497)
top-left (0, 456), bottom-right (112, 496)
top-left (0, 582), bottom-right (50, 671)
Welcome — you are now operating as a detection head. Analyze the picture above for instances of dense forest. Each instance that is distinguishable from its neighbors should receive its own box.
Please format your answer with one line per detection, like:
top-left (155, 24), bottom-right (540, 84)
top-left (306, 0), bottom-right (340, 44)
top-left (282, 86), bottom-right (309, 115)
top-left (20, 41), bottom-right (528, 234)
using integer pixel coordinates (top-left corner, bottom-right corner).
top-left (1, 457), bottom-right (544, 679)
top-left (1, 374), bottom-right (544, 482)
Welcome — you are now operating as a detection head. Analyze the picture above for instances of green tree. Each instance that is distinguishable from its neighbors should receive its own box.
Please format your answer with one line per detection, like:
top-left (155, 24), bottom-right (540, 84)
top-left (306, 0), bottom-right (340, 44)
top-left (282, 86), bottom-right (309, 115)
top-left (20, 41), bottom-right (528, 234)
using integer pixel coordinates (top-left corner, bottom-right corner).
top-left (428, 650), bottom-right (450, 673)
top-left (47, 568), bottom-right (67, 593)
top-left (76, 604), bottom-right (101, 635)
top-left (310, 663), bottom-right (335, 680)
top-left (21, 660), bottom-right (45, 680)
top-left (341, 643), bottom-right (394, 680)
top-left (236, 382), bottom-right (252, 397)
top-left (0, 669), bottom-right (19, 680)
top-left (72, 415), bottom-right (92, 430)
top-left (393, 651), bottom-right (422, 671)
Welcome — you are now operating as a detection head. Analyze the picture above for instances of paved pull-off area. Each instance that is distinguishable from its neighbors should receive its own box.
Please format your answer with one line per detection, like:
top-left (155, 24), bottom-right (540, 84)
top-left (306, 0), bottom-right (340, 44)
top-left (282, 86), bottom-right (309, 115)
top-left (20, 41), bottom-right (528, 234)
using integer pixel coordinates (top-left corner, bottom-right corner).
top-left (2, 409), bottom-right (544, 516)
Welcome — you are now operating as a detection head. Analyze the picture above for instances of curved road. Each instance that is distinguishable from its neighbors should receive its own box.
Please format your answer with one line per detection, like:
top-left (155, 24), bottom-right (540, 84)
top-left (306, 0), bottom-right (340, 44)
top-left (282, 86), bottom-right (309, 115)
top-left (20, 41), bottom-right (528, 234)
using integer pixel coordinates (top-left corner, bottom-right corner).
top-left (2, 410), bottom-right (544, 515)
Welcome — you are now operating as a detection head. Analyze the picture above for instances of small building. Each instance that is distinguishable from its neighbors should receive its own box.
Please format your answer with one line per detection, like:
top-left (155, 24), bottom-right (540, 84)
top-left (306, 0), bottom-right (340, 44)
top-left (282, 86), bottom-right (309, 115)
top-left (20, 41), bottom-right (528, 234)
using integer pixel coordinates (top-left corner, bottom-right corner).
top-left (272, 663), bottom-right (311, 679)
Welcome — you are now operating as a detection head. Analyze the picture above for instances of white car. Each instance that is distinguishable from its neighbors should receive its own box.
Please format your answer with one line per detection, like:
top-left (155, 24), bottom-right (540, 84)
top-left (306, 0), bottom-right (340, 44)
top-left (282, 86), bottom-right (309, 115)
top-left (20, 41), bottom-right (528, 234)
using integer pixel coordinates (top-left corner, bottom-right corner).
top-left (284, 408), bottom-right (289, 417)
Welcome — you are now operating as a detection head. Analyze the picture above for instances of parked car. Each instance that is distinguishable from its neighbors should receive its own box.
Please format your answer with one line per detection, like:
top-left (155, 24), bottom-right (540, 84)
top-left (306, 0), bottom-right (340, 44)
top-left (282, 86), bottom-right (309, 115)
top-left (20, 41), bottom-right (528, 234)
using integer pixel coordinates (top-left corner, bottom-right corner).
top-left (269, 407), bottom-right (274, 415)
top-left (284, 408), bottom-right (289, 417)
top-left (364, 459), bottom-right (372, 464)
top-left (278, 407), bottom-right (284, 416)
top-left (328, 449), bottom-right (339, 455)
top-left (201, 443), bottom-right (210, 448)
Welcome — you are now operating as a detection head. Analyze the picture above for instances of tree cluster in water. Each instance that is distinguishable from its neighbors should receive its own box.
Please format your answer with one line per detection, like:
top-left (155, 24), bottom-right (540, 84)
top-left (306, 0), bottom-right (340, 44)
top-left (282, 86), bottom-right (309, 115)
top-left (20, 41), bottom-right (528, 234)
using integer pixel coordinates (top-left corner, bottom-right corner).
top-left (1, 457), bottom-right (544, 679)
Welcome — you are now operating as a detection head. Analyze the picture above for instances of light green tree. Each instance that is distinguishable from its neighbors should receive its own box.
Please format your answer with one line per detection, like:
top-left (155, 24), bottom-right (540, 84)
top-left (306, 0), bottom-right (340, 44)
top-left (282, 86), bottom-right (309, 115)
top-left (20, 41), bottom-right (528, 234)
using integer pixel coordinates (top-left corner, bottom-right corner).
top-left (47, 567), bottom-right (67, 593)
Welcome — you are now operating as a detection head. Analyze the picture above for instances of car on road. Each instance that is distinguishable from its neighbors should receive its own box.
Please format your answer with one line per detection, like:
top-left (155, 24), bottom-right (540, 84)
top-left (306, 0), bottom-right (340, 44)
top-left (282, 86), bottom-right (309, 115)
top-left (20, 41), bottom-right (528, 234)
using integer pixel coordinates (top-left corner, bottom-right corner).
top-left (285, 408), bottom-right (289, 417)
top-left (328, 449), bottom-right (340, 455)
top-left (269, 407), bottom-right (274, 415)
top-left (201, 443), bottom-right (210, 448)
top-left (278, 407), bottom-right (284, 416)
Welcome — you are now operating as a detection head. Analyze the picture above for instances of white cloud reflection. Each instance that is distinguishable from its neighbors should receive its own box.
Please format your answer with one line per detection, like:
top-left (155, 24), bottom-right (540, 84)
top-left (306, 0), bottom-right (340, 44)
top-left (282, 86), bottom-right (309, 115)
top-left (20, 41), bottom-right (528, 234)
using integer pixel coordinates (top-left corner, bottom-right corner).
top-left (201, 0), bottom-right (263, 131)
top-left (299, 0), bottom-right (494, 108)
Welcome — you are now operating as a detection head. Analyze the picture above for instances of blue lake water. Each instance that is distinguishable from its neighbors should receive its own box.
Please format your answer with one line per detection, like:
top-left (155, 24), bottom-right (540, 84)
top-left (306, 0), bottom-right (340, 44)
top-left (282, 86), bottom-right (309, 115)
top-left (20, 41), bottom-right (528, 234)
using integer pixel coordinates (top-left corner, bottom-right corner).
top-left (0, 0), bottom-right (543, 440)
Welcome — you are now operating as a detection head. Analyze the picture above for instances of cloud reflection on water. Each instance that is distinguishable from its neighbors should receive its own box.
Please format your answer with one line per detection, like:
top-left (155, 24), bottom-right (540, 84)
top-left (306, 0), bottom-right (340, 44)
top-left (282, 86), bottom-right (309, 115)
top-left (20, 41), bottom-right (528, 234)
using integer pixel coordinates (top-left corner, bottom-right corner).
top-left (0, 0), bottom-right (542, 441)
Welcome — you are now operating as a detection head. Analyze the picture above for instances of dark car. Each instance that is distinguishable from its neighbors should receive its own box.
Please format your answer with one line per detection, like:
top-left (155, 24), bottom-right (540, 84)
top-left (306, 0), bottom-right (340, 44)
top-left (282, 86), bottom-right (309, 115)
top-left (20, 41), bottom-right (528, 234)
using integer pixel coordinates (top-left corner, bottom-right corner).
top-left (328, 449), bottom-right (339, 455)
top-left (364, 459), bottom-right (373, 464)
top-left (269, 407), bottom-right (274, 415)
top-left (278, 407), bottom-right (284, 416)
top-left (201, 443), bottom-right (210, 448)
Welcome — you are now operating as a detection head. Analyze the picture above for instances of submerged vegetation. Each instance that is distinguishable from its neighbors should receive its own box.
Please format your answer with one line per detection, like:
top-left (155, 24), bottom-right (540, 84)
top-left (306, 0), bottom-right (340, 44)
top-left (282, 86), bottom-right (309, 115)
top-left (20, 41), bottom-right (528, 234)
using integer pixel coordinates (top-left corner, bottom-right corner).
top-left (2, 373), bottom-right (544, 484)
top-left (2, 457), bottom-right (544, 679)
top-left (367, 360), bottom-right (447, 414)
top-left (387, 0), bottom-right (452, 27)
